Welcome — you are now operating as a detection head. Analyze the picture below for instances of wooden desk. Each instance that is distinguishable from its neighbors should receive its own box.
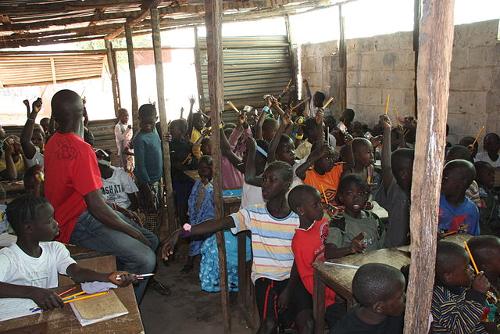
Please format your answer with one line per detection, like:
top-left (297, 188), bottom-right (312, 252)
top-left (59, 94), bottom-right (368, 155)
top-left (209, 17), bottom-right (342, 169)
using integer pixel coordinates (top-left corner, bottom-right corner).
top-left (313, 248), bottom-right (411, 334)
top-left (0, 285), bottom-right (144, 334)
top-left (0, 181), bottom-right (24, 204)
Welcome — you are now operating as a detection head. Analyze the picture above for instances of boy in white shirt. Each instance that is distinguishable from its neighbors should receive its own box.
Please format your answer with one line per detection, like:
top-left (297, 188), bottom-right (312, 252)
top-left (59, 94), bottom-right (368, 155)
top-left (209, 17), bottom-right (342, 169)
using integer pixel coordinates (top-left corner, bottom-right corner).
top-left (0, 195), bottom-right (136, 311)
top-left (114, 108), bottom-right (133, 170)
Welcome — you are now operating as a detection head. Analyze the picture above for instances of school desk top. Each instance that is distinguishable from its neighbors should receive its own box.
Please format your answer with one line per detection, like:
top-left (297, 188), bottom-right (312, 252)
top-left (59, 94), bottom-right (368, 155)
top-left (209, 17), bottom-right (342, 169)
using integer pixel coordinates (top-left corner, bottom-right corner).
top-left (0, 285), bottom-right (144, 334)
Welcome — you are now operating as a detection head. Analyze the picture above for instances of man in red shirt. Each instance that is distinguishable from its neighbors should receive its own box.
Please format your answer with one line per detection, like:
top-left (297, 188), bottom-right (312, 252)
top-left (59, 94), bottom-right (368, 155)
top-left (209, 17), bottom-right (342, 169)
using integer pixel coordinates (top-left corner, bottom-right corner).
top-left (44, 89), bottom-right (158, 302)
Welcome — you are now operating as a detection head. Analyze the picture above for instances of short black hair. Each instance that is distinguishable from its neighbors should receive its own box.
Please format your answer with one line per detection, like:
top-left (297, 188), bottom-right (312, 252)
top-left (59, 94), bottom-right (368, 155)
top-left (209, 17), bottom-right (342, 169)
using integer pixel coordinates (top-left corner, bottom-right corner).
top-left (288, 185), bottom-right (319, 213)
top-left (474, 160), bottom-right (493, 174)
top-left (468, 235), bottom-right (500, 268)
top-left (23, 165), bottom-right (42, 190)
top-left (265, 161), bottom-right (293, 184)
top-left (170, 118), bottom-right (188, 133)
top-left (351, 137), bottom-right (371, 153)
top-left (304, 117), bottom-right (320, 139)
top-left (343, 108), bottom-right (355, 122)
top-left (444, 159), bottom-right (476, 184)
top-left (324, 115), bottom-right (337, 129)
top-left (459, 136), bottom-right (476, 147)
top-left (435, 241), bottom-right (468, 278)
top-left (51, 89), bottom-right (82, 124)
top-left (446, 145), bottom-right (472, 163)
top-left (6, 194), bottom-right (50, 234)
top-left (338, 174), bottom-right (367, 196)
top-left (138, 104), bottom-right (157, 119)
top-left (199, 155), bottom-right (213, 166)
top-left (484, 132), bottom-right (499, 143)
top-left (262, 118), bottom-right (278, 132)
top-left (391, 148), bottom-right (414, 174)
top-left (352, 263), bottom-right (405, 307)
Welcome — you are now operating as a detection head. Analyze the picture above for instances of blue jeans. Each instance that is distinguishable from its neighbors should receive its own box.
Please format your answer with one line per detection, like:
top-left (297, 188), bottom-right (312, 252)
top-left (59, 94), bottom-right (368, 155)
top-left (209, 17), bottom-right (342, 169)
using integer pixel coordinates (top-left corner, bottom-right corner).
top-left (70, 210), bottom-right (159, 302)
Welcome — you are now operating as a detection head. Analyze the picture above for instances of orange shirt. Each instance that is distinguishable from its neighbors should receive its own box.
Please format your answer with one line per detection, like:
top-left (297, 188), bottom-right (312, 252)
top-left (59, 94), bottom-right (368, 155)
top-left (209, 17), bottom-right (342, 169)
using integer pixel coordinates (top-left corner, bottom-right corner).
top-left (304, 164), bottom-right (343, 204)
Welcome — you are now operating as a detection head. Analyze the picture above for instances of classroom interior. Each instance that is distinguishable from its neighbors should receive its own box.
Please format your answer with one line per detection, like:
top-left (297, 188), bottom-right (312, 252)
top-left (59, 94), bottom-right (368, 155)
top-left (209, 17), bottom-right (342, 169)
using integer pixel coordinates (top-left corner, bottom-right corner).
top-left (0, 0), bottom-right (499, 333)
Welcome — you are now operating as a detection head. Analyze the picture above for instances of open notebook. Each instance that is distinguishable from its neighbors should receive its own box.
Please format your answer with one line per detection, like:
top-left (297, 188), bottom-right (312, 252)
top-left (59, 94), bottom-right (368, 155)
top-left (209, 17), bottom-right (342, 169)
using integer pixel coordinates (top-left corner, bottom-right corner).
top-left (70, 290), bottom-right (128, 326)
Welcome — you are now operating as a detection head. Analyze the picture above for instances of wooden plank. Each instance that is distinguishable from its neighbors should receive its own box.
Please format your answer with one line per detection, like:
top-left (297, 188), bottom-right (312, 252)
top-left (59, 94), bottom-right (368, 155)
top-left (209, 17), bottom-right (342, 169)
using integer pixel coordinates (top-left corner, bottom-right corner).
top-left (403, 0), bottom-right (455, 332)
top-left (338, 4), bottom-right (347, 113)
top-left (193, 27), bottom-right (205, 113)
top-left (150, 7), bottom-right (177, 240)
top-left (105, 0), bottom-right (162, 40)
top-left (284, 14), bottom-right (297, 101)
top-left (204, 0), bottom-right (231, 332)
top-left (105, 39), bottom-right (121, 117)
top-left (413, 0), bottom-right (421, 119)
top-left (125, 22), bottom-right (139, 134)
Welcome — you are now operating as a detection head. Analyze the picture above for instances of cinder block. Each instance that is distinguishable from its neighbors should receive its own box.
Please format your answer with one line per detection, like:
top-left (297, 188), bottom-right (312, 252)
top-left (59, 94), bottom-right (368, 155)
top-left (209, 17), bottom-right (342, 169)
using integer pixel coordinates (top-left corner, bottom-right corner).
top-left (347, 70), bottom-right (372, 87)
top-left (448, 91), bottom-right (488, 114)
top-left (453, 20), bottom-right (499, 48)
top-left (451, 47), bottom-right (468, 69)
top-left (322, 56), bottom-right (333, 74)
top-left (354, 38), bottom-right (376, 52)
top-left (359, 52), bottom-right (384, 70)
top-left (381, 89), bottom-right (409, 109)
top-left (468, 46), bottom-right (497, 67)
top-left (396, 32), bottom-right (414, 50)
top-left (450, 68), bottom-right (494, 91)
top-left (347, 87), bottom-right (382, 105)
top-left (374, 34), bottom-right (400, 51)
top-left (347, 52), bottom-right (363, 70)
top-left (370, 70), bottom-right (415, 89)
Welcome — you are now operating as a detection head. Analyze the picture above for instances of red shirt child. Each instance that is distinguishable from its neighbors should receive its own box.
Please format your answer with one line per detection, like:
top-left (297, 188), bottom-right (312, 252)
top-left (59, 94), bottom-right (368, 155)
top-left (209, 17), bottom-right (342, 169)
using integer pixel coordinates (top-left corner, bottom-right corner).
top-left (44, 133), bottom-right (102, 243)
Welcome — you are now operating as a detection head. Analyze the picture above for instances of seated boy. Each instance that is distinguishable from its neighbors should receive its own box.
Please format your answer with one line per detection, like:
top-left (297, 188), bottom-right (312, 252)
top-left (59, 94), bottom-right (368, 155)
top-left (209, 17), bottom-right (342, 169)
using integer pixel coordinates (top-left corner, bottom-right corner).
top-left (474, 161), bottom-right (500, 235)
top-left (331, 263), bottom-right (406, 334)
top-left (164, 161), bottom-right (300, 334)
top-left (446, 145), bottom-right (480, 206)
top-left (375, 115), bottom-right (414, 247)
top-left (290, 185), bottom-right (351, 331)
top-left (468, 235), bottom-right (500, 293)
top-left (0, 195), bottom-right (136, 311)
top-left (346, 137), bottom-right (378, 193)
top-left (327, 174), bottom-right (385, 252)
top-left (439, 159), bottom-right (480, 236)
top-left (475, 133), bottom-right (499, 168)
top-left (431, 241), bottom-right (491, 333)
top-left (296, 144), bottom-right (343, 205)
top-left (21, 98), bottom-right (45, 168)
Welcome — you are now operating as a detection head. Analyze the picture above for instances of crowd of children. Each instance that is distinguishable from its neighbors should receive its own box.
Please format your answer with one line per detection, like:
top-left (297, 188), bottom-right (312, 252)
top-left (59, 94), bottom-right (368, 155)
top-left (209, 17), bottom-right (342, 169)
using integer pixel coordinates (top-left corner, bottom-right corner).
top-left (0, 82), bottom-right (499, 333)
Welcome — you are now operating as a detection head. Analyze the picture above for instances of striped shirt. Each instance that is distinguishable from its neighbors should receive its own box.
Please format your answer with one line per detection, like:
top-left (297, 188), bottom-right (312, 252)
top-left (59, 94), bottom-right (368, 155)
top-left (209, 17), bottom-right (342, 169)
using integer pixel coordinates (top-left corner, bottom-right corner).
top-left (230, 204), bottom-right (299, 283)
top-left (431, 285), bottom-right (488, 334)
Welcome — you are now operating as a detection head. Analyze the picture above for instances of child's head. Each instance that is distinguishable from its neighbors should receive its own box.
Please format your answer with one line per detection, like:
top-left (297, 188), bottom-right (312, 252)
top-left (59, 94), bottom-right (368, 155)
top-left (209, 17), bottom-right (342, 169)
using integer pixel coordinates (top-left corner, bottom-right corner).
top-left (169, 119), bottom-right (188, 139)
top-left (441, 159), bottom-right (476, 198)
top-left (192, 113), bottom-right (205, 131)
top-left (32, 125), bottom-right (45, 152)
top-left (39, 117), bottom-right (50, 133)
top-left (262, 118), bottom-right (278, 143)
top-left (261, 161), bottom-right (293, 201)
top-left (200, 137), bottom-right (211, 156)
top-left (288, 185), bottom-right (324, 223)
top-left (6, 195), bottom-right (58, 241)
top-left (23, 165), bottom-right (44, 194)
top-left (313, 91), bottom-right (326, 108)
top-left (445, 145), bottom-right (473, 163)
top-left (303, 117), bottom-right (322, 143)
top-left (275, 134), bottom-right (296, 166)
top-left (313, 146), bottom-right (337, 175)
top-left (391, 148), bottom-right (415, 191)
top-left (483, 133), bottom-right (499, 155)
top-left (458, 136), bottom-right (478, 158)
top-left (198, 155), bottom-right (213, 182)
top-left (138, 104), bottom-right (157, 133)
top-left (118, 108), bottom-right (129, 124)
top-left (351, 138), bottom-right (374, 168)
top-left (468, 235), bottom-right (500, 282)
top-left (352, 263), bottom-right (406, 317)
top-left (337, 174), bottom-right (369, 216)
top-left (341, 108), bottom-right (355, 124)
top-left (435, 241), bottom-right (473, 288)
top-left (474, 161), bottom-right (494, 189)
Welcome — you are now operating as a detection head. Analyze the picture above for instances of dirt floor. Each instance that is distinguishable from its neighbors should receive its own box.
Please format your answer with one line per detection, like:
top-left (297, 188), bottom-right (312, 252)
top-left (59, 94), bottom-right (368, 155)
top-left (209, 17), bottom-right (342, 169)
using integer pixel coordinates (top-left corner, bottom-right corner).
top-left (139, 242), bottom-right (254, 334)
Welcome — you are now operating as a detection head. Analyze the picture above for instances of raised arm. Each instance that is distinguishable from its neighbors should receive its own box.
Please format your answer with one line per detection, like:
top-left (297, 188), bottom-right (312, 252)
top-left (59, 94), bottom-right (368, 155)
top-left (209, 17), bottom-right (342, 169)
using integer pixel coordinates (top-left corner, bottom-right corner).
top-left (295, 144), bottom-right (328, 180)
top-left (220, 127), bottom-right (245, 174)
top-left (21, 98), bottom-right (42, 159)
top-left (303, 79), bottom-right (312, 117)
top-left (255, 109), bottom-right (266, 141)
top-left (267, 113), bottom-right (291, 163)
top-left (1, 141), bottom-right (18, 180)
top-left (380, 115), bottom-right (394, 191)
top-left (244, 137), bottom-right (263, 187)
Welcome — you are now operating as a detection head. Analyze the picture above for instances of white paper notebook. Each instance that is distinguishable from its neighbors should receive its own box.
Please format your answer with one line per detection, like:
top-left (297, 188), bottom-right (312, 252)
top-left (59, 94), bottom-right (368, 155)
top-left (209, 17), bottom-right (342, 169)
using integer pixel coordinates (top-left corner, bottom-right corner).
top-left (69, 290), bottom-right (128, 326)
top-left (0, 298), bottom-right (41, 321)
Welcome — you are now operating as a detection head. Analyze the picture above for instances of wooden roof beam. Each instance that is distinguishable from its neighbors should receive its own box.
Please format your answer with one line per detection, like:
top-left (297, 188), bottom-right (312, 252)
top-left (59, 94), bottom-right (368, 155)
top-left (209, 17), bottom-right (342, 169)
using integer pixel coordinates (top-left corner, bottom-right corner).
top-left (104, 0), bottom-right (163, 40)
top-left (89, 8), bottom-right (106, 27)
top-left (2, 24), bottom-right (122, 43)
top-left (0, 0), bottom-right (138, 14)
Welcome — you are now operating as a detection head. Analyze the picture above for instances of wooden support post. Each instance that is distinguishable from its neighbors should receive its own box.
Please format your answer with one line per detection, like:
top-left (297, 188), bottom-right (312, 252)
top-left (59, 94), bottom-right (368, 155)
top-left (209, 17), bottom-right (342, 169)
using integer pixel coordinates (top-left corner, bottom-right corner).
top-left (125, 22), bottom-right (139, 133)
top-left (284, 14), bottom-right (298, 101)
top-left (338, 4), bottom-right (347, 113)
top-left (204, 0), bottom-right (231, 332)
top-left (403, 0), bottom-right (455, 333)
top-left (413, 0), bottom-right (421, 119)
top-left (105, 39), bottom-right (121, 117)
top-left (111, 48), bottom-right (121, 110)
top-left (150, 7), bottom-right (177, 238)
top-left (193, 27), bottom-right (205, 113)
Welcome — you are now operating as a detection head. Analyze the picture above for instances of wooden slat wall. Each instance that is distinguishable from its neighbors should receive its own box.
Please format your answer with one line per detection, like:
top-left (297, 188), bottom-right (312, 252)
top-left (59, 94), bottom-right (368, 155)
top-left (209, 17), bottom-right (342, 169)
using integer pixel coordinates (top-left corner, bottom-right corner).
top-left (197, 35), bottom-right (292, 124)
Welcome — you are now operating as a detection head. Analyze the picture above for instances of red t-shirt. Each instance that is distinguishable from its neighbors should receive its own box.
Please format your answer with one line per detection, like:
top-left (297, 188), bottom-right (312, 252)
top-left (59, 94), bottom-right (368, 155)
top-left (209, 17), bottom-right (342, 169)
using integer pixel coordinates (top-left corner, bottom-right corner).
top-left (44, 133), bottom-right (102, 243)
top-left (291, 218), bottom-right (336, 307)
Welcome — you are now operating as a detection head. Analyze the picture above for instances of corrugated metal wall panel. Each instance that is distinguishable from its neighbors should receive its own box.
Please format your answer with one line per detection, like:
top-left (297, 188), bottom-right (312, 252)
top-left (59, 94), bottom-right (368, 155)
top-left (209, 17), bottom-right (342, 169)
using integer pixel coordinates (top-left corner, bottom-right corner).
top-left (197, 35), bottom-right (292, 124)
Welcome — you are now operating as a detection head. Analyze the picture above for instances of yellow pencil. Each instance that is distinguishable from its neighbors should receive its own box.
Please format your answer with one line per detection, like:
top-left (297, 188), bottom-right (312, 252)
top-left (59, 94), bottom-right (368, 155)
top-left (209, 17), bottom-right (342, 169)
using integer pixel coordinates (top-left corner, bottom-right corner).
top-left (64, 291), bottom-right (109, 304)
top-left (384, 94), bottom-right (390, 115)
top-left (226, 101), bottom-right (240, 114)
top-left (464, 241), bottom-right (479, 274)
top-left (320, 184), bottom-right (329, 204)
top-left (323, 97), bottom-right (335, 109)
top-left (62, 291), bottom-right (85, 301)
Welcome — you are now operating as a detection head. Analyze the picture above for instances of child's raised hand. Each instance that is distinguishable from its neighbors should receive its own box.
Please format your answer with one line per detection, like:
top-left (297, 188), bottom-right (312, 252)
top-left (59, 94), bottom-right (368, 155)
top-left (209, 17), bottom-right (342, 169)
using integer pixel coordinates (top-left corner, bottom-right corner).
top-left (32, 98), bottom-right (42, 115)
top-left (350, 232), bottom-right (366, 253)
top-left (380, 115), bottom-right (392, 129)
top-left (472, 272), bottom-right (490, 294)
top-left (189, 96), bottom-right (195, 106)
top-left (30, 286), bottom-right (64, 310)
top-left (108, 271), bottom-right (137, 287)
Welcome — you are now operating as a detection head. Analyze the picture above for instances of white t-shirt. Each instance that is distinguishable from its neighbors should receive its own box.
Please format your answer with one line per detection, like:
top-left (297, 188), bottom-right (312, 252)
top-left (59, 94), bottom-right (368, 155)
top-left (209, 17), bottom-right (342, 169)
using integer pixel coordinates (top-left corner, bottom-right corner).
top-left (475, 151), bottom-right (500, 168)
top-left (241, 181), bottom-right (264, 209)
top-left (0, 242), bottom-right (75, 289)
top-left (25, 146), bottom-right (44, 168)
top-left (101, 167), bottom-right (139, 209)
top-left (290, 158), bottom-right (306, 193)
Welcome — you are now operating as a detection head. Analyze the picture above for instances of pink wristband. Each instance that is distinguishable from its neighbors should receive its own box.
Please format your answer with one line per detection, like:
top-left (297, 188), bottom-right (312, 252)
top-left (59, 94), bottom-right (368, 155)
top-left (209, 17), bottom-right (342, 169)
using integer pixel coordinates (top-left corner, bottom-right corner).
top-left (183, 224), bottom-right (191, 232)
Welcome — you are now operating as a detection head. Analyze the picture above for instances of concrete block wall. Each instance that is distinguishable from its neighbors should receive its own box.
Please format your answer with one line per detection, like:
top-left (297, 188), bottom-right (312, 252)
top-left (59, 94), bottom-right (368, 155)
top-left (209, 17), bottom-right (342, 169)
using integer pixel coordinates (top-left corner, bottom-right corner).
top-left (299, 19), bottom-right (500, 143)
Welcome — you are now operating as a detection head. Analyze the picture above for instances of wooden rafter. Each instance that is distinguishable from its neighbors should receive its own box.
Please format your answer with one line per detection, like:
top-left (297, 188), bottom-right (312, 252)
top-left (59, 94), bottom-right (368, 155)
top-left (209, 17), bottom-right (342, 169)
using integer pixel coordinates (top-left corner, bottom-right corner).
top-left (89, 8), bottom-right (106, 27)
top-left (0, 0), bottom-right (139, 13)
